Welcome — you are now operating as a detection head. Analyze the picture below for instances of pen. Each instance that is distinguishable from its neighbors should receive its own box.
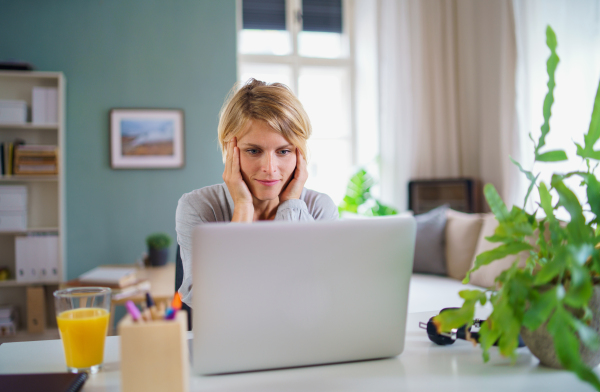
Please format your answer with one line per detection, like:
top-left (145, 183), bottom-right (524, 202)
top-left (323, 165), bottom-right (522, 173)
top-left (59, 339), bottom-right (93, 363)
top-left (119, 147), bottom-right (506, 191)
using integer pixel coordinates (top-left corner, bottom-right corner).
top-left (165, 292), bottom-right (183, 320)
top-left (146, 292), bottom-right (160, 321)
top-left (125, 300), bottom-right (143, 323)
top-left (171, 292), bottom-right (182, 310)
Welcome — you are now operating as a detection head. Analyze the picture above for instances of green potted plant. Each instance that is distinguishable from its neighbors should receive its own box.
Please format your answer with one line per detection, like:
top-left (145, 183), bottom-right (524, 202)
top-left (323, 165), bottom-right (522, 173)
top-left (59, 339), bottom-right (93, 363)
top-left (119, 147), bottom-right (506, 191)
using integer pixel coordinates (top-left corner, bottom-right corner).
top-left (434, 26), bottom-right (600, 390)
top-left (146, 232), bottom-right (172, 267)
top-left (338, 168), bottom-right (398, 216)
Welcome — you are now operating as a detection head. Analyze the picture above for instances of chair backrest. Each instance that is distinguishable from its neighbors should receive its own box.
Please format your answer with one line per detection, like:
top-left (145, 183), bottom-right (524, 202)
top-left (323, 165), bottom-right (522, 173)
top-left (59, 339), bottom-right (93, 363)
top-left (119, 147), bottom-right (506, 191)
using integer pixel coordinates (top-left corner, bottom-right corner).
top-left (175, 244), bottom-right (192, 331)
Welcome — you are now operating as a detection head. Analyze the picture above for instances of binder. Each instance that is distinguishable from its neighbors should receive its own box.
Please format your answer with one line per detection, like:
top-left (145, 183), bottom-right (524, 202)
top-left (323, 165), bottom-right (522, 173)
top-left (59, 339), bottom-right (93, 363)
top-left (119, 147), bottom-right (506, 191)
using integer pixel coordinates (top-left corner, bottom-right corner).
top-left (15, 236), bottom-right (33, 282)
top-left (15, 234), bottom-right (59, 282)
top-left (32, 87), bottom-right (47, 124)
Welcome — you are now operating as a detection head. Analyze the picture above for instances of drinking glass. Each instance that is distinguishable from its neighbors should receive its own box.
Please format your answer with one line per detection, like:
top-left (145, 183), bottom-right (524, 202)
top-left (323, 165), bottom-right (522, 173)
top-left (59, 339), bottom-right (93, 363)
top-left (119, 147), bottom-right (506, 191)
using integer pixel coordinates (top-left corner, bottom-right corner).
top-left (54, 287), bottom-right (111, 374)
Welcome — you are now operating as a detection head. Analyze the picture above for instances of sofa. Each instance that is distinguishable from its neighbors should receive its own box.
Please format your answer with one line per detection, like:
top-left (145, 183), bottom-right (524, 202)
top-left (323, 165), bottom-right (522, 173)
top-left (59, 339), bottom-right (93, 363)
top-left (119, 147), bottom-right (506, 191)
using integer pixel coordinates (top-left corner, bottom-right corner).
top-left (407, 206), bottom-right (523, 315)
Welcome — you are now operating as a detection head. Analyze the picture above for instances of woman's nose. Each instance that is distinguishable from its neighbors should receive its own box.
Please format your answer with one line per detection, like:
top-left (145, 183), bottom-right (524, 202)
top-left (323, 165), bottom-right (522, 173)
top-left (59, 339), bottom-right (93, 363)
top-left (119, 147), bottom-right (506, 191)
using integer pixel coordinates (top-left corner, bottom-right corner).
top-left (261, 153), bottom-right (277, 173)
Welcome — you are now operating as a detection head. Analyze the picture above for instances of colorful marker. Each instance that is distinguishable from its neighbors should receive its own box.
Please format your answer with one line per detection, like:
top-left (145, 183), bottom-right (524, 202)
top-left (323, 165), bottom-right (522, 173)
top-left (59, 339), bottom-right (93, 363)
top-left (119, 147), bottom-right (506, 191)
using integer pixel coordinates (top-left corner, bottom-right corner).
top-left (125, 300), bottom-right (143, 323)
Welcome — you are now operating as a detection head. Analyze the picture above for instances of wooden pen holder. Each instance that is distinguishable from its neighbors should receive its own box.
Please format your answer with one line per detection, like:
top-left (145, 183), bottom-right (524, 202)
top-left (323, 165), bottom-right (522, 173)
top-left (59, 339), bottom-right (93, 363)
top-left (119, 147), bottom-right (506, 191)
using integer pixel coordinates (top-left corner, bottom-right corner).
top-left (118, 311), bottom-right (189, 392)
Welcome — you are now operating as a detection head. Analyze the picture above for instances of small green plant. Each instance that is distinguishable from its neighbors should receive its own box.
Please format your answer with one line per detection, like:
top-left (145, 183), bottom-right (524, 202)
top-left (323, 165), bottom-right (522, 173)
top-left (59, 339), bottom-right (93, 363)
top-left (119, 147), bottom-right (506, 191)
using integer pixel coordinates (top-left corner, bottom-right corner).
top-left (338, 168), bottom-right (398, 216)
top-left (434, 26), bottom-right (600, 390)
top-left (146, 233), bottom-right (172, 250)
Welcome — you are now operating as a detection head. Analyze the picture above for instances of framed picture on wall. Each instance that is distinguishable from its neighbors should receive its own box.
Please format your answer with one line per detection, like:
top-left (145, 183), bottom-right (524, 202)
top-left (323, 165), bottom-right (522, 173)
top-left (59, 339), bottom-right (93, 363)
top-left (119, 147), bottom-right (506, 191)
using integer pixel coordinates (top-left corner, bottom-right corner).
top-left (110, 108), bottom-right (185, 169)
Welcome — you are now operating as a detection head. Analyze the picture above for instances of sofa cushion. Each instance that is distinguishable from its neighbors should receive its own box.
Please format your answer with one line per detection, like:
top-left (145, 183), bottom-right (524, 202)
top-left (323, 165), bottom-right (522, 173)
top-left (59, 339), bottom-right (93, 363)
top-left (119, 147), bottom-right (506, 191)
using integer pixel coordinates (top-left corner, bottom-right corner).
top-left (468, 213), bottom-right (529, 288)
top-left (413, 205), bottom-right (448, 275)
top-left (445, 209), bottom-right (484, 280)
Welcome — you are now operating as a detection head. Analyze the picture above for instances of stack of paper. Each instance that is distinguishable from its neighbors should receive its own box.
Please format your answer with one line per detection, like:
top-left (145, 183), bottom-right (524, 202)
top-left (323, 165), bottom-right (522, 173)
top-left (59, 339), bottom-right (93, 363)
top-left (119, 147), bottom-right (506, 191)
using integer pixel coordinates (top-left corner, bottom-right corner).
top-left (78, 267), bottom-right (138, 288)
top-left (13, 145), bottom-right (58, 175)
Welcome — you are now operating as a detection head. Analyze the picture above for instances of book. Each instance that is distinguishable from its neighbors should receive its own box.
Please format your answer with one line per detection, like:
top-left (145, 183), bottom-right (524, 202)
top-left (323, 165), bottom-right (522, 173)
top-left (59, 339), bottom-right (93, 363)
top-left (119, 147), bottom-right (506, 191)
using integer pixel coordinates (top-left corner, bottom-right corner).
top-left (78, 267), bottom-right (138, 288)
top-left (65, 276), bottom-right (149, 292)
top-left (0, 142), bottom-right (4, 175)
top-left (0, 372), bottom-right (87, 392)
top-left (111, 280), bottom-right (152, 300)
top-left (17, 144), bottom-right (58, 152)
top-left (13, 145), bottom-right (59, 175)
top-left (7, 142), bottom-right (12, 175)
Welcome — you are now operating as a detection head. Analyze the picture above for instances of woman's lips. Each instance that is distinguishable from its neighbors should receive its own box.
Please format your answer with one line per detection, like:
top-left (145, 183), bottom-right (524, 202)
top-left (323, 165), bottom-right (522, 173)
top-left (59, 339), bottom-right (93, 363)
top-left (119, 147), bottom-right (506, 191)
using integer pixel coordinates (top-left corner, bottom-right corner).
top-left (256, 179), bottom-right (281, 186)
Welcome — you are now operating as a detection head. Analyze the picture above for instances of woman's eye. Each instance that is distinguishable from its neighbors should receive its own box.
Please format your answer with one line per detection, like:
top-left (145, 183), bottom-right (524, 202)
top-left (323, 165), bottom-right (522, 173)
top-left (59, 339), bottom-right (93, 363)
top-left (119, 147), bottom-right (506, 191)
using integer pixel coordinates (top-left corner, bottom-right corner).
top-left (246, 149), bottom-right (259, 154)
top-left (279, 149), bottom-right (291, 155)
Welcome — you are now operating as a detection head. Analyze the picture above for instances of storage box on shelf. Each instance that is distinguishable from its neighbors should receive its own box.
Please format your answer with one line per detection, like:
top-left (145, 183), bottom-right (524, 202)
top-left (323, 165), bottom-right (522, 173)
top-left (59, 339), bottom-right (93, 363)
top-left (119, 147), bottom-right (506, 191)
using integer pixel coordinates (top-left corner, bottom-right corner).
top-left (0, 71), bottom-right (65, 342)
top-left (0, 100), bottom-right (27, 124)
top-left (0, 186), bottom-right (27, 232)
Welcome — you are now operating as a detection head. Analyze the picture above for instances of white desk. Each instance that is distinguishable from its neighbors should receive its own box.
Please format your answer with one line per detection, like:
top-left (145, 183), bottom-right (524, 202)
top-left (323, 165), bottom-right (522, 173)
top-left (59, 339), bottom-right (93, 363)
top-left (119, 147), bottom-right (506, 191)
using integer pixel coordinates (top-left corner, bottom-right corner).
top-left (0, 311), bottom-right (596, 391)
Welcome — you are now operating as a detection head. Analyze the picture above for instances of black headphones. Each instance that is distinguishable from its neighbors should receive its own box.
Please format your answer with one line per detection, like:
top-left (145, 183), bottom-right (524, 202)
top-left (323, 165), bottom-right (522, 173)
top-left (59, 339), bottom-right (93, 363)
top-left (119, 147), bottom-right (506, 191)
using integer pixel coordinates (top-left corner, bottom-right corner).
top-left (420, 307), bottom-right (525, 347)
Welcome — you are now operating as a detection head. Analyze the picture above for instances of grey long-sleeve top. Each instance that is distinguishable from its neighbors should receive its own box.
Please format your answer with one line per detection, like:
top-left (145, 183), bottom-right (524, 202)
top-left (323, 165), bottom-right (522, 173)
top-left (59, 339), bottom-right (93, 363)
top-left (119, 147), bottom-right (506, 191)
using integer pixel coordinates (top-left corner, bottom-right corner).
top-left (175, 183), bottom-right (339, 307)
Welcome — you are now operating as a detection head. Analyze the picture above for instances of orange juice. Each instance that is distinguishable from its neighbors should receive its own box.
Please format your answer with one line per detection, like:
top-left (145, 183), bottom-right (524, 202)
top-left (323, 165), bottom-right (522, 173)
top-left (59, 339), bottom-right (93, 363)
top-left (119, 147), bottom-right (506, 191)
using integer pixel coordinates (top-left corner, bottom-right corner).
top-left (56, 308), bottom-right (110, 369)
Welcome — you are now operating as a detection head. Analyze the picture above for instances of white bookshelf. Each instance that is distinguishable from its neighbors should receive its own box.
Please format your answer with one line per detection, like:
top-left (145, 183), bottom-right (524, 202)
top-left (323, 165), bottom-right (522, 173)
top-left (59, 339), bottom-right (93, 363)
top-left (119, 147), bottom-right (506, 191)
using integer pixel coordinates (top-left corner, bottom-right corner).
top-left (0, 71), bottom-right (66, 337)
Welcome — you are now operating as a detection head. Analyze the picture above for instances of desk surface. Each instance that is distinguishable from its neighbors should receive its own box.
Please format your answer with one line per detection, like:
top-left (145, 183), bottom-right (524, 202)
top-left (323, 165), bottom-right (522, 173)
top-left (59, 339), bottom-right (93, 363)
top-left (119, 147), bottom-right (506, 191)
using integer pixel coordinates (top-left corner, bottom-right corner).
top-left (0, 311), bottom-right (596, 392)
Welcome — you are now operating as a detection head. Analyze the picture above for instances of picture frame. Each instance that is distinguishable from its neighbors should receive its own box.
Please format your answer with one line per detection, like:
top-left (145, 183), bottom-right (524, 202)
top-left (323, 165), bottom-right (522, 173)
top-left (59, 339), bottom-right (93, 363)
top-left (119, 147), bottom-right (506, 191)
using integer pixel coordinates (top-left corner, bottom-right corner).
top-left (110, 108), bottom-right (185, 169)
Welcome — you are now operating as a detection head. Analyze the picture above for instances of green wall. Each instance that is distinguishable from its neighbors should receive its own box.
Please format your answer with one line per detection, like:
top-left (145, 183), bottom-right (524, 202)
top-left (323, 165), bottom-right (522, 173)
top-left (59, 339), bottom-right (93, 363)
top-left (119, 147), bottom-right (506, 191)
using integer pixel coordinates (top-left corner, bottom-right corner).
top-left (0, 0), bottom-right (237, 279)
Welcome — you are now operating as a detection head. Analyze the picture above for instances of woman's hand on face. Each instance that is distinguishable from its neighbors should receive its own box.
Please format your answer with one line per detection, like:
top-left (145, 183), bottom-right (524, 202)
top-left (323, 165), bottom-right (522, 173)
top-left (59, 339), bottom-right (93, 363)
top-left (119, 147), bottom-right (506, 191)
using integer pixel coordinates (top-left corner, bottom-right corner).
top-left (223, 138), bottom-right (254, 222)
top-left (279, 148), bottom-right (308, 202)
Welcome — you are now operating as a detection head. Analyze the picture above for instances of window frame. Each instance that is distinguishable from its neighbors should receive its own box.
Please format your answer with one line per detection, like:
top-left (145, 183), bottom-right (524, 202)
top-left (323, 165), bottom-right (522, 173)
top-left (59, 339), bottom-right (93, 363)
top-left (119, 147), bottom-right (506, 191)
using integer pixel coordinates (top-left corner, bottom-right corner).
top-left (236, 0), bottom-right (357, 169)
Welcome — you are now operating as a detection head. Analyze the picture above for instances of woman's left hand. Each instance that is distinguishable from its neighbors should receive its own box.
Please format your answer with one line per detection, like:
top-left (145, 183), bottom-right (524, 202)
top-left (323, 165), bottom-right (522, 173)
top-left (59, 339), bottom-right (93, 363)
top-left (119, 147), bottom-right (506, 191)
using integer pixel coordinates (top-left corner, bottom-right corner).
top-left (280, 149), bottom-right (308, 202)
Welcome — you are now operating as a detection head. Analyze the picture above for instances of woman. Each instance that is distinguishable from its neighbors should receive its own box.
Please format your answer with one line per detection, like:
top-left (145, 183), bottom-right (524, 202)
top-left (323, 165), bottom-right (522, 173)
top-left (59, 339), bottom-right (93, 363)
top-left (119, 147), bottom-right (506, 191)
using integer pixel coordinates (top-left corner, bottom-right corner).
top-left (176, 79), bottom-right (339, 306)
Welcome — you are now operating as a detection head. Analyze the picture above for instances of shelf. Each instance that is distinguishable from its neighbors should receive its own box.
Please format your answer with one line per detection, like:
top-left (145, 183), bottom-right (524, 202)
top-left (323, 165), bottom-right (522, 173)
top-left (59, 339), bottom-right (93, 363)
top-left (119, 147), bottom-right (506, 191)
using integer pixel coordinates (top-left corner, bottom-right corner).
top-left (0, 175), bottom-right (58, 182)
top-left (0, 123), bottom-right (58, 130)
top-left (0, 71), bottom-right (62, 79)
top-left (0, 227), bottom-right (59, 235)
top-left (0, 280), bottom-right (60, 287)
top-left (0, 328), bottom-right (60, 344)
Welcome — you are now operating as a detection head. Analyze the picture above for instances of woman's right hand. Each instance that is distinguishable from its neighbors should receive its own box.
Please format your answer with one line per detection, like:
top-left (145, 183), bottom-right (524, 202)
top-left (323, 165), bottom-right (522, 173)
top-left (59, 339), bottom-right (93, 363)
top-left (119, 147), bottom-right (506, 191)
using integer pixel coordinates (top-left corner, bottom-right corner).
top-left (223, 137), bottom-right (254, 222)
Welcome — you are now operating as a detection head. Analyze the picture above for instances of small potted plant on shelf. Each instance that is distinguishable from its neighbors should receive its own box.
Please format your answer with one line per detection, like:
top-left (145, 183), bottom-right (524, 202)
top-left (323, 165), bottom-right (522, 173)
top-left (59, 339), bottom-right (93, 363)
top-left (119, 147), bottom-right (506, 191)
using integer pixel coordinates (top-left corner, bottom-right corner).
top-left (146, 233), bottom-right (172, 267)
top-left (434, 26), bottom-right (600, 391)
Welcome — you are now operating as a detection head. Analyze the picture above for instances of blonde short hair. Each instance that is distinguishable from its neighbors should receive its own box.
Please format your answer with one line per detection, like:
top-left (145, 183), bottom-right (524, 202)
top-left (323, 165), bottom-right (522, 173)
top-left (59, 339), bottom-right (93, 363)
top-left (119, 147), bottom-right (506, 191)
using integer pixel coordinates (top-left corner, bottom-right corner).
top-left (218, 78), bottom-right (312, 162)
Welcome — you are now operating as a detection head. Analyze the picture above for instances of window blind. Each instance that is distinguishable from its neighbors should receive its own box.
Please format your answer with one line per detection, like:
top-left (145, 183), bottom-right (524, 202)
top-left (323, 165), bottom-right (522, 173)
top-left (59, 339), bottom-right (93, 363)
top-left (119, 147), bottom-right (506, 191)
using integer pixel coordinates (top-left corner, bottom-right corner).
top-left (242, 0), bottom-right (286, 31)
top-left (302, 0), bottom-right (342, 33)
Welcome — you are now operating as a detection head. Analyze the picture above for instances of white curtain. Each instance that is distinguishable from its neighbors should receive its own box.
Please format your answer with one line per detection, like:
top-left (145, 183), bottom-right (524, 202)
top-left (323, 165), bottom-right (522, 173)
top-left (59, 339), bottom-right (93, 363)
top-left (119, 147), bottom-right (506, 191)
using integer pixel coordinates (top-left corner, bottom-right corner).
top-left (376, 0), bottom-right (520, 211)
top-left (513, 0), bottom-right (600, 216)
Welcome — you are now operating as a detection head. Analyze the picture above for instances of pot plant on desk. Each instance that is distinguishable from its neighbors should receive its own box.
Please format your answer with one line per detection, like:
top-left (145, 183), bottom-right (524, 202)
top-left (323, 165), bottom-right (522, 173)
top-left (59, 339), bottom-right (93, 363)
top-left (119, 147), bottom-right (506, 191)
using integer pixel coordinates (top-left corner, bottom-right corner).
top-left (146, 233), bottom-right (172, 267)
top-left (435, 26), bottom-right (600, 391)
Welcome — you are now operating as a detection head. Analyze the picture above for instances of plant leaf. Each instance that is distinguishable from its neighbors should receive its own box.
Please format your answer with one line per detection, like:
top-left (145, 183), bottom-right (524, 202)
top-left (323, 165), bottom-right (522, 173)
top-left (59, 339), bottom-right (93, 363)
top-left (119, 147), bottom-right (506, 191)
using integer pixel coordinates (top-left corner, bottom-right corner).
top-left (538, 182), bottom-right (555, 222)
top-left (564, 263), bottom-right (593, 308)
top-left (523, 287), bottom-right (558, 331)
top-left (533, 257), bottom-right (564, 285)
top-left (433, 290), bottom-right (487, 333)
top-left (464, 242), bottom-right (533, 284)
top-left (484, 184), bottom-right (510, 222)
top-left (369, 199), bottom-right (398, 217)
top-left (551, 175), bottom-right (591, 244)
top-left (571, 315), bottom-right (600, 351)
top-left (536, 150), bottom-right (568, 162)
top-left (585, 174), bottom-right (600, 221)
top-left (547, 306), bottom-right (600, 391)
top-left (534, 26), bottom-right (560, 160)
top-left (338, 168), bottom-right (373, 215)
top-left (577, 70), bottom-right (600, 160)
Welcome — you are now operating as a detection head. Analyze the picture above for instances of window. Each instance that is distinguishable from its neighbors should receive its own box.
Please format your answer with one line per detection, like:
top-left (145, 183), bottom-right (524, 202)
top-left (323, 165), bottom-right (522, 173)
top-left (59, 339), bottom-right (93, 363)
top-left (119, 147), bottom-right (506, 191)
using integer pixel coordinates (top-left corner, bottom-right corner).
top-left (237, 0), bottom-right (354, 203)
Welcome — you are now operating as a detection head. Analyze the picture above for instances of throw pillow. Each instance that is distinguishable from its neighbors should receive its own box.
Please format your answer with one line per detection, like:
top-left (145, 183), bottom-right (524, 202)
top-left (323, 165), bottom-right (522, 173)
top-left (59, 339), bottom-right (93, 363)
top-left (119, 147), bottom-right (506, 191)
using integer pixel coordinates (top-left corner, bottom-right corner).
top-left (468, 213), bottom-right (528, 288)
top-left (413, 205), bottom-right (449, 275)
top-left (445, 209), bottom-right (484, 280)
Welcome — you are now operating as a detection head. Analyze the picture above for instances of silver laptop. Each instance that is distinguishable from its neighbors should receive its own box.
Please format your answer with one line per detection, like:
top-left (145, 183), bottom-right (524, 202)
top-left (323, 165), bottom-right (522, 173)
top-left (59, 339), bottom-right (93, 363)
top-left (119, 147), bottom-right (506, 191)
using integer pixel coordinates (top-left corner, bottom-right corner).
top-left (191, 214), bottom-right (416, 375)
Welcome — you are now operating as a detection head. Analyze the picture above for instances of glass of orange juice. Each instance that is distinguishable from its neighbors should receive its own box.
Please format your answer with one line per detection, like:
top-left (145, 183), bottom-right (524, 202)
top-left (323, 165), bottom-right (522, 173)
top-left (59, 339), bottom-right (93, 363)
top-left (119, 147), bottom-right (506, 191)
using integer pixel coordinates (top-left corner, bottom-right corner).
top-left (54, 287), bottom-right (111, 374)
